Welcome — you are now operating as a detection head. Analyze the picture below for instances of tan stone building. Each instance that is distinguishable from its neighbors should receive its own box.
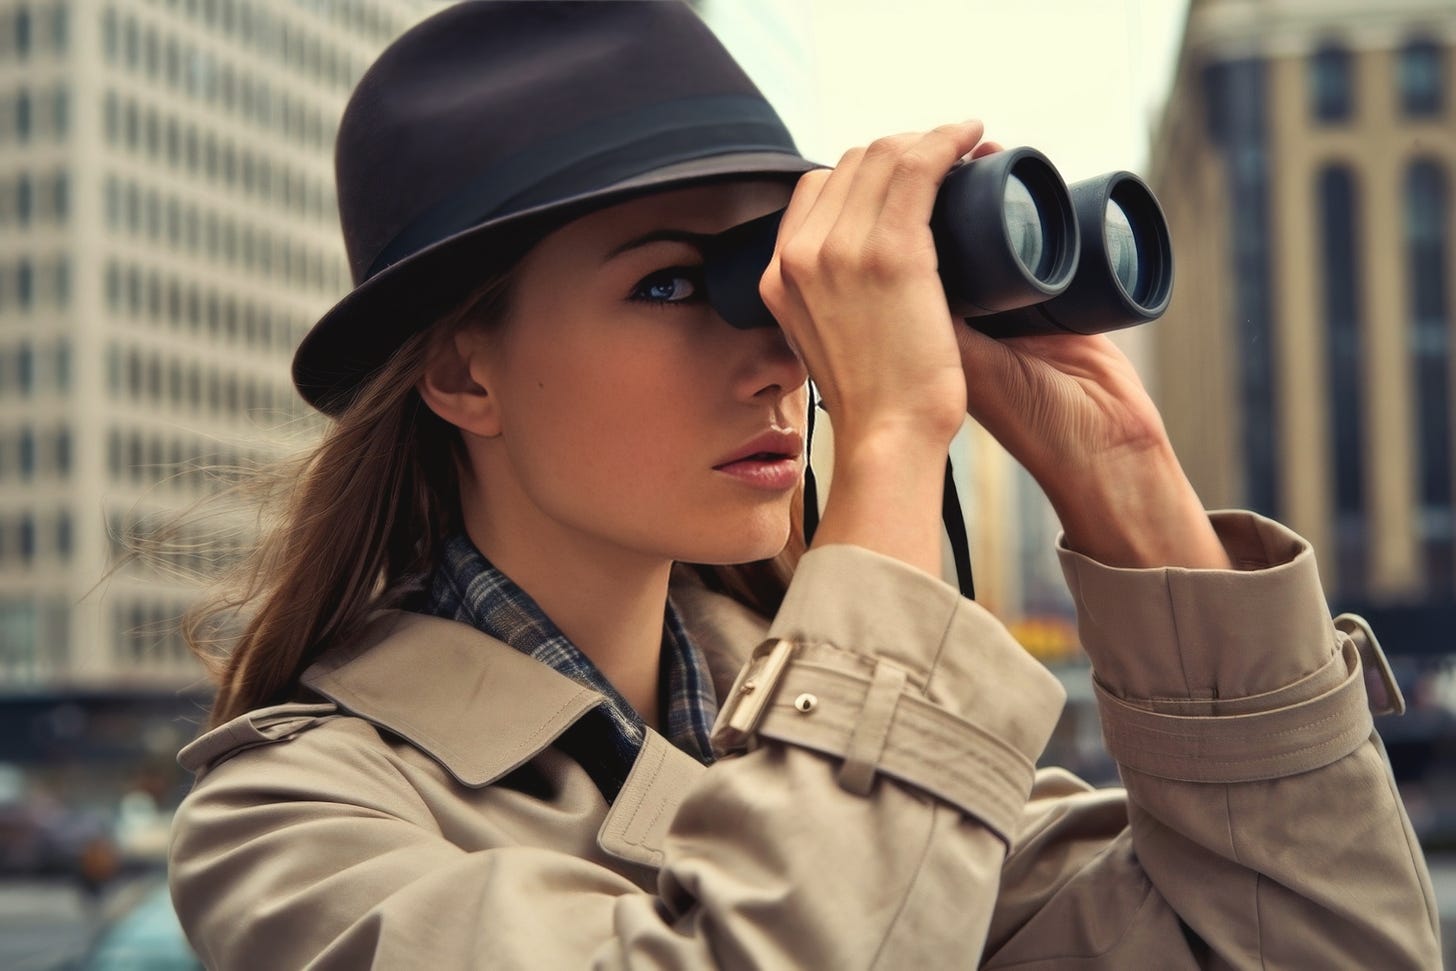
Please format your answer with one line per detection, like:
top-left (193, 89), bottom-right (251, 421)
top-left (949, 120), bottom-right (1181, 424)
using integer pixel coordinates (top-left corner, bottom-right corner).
top-left (0, 0), bottom-right (435, 689)
top-left (1149, 0), bottom-right (1456, 609)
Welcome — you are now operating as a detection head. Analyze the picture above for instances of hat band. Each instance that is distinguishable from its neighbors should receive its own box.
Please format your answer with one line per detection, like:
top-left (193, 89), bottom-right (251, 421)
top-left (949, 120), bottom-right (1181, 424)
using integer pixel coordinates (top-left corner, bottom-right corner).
top-left (364, 94), bottom-right (798, 281)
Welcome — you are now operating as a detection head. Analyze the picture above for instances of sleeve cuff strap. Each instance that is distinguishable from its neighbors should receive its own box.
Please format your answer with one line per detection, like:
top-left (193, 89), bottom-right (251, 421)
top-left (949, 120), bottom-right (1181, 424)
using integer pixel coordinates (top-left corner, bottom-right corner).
top-left (738, 655), bottom-right (1038, 845)
top-left (1095, 636), bottom-right (1374, 783)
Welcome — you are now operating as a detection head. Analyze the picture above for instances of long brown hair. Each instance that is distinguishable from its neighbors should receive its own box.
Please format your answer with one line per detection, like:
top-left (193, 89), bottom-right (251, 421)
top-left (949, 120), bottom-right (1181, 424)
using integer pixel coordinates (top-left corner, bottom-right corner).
top-left (119, 269), bottom-right (805, 730)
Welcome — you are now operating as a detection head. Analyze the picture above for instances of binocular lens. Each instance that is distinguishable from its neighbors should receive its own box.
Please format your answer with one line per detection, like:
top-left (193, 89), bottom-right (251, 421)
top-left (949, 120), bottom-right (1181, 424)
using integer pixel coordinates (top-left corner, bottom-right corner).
top-left (1003, 174), bottom-right (1051, 281)
top-left (1104, 197), bottom-right (1144, 302)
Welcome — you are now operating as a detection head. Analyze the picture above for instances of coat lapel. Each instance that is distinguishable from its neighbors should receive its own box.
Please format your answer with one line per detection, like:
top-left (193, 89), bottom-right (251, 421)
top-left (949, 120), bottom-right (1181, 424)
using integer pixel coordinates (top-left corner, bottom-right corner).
top-left (301, 609), bottom-right (603, 788)
top-left (299, 581), bottom-right (768, 867)
top-left (596, 731), bottom-right (707, 868)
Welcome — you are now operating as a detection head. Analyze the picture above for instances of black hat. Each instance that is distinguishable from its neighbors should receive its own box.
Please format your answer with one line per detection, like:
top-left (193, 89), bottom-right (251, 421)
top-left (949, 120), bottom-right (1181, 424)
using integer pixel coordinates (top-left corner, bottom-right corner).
top-left (291, 0), bottom-right (818, 417)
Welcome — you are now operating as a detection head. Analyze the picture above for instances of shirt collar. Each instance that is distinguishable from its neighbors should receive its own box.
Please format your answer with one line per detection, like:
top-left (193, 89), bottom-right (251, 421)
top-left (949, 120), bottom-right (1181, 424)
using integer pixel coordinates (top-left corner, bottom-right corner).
top-left (413, 532), bottom-right (719, 796)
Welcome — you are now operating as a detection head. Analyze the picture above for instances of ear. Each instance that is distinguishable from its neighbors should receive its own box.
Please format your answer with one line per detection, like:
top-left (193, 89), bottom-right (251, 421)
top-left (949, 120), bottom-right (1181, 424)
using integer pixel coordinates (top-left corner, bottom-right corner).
top-left (416, 328), bottom-right (503, 438)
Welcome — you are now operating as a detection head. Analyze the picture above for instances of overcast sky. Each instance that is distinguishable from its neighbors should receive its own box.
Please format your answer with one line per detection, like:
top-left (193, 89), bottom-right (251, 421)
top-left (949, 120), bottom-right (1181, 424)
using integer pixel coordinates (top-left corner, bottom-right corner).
top-left (710, 0), bottom-right (1193, 183)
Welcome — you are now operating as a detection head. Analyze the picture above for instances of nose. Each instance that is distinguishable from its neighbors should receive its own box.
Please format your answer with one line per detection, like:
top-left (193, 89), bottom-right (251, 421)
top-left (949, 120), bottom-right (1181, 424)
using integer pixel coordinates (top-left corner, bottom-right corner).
top-left (732, 321), bottom-right (808, 404)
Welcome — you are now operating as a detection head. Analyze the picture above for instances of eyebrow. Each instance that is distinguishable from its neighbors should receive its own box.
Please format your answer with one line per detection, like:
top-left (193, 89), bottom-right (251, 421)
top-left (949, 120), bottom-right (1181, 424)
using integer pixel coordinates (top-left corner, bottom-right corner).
top-left (604, 229), bottom-right (715, 261)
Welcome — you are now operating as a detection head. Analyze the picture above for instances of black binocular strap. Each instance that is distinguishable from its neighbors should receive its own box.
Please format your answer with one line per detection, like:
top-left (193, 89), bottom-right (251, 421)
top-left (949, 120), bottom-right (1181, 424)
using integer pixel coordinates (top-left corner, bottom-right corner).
top-left (800, 387), bottom-right (976, 602)
top-left (941, 455), bottom-right (976, 600)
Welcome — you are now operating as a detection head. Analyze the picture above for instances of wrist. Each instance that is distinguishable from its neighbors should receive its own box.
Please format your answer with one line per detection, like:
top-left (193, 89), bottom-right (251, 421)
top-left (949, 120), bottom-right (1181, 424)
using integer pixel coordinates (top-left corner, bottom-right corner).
top-left (811, 427), bottom-right (950, 579)
top-left (1048, 440), bottom-right (1233, 569)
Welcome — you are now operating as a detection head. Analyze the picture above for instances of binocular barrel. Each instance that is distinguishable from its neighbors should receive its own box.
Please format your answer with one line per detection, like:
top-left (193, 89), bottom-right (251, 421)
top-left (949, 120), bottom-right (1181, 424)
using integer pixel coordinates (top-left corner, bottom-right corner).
top-left (703, 146), bottom-right (1174, 338)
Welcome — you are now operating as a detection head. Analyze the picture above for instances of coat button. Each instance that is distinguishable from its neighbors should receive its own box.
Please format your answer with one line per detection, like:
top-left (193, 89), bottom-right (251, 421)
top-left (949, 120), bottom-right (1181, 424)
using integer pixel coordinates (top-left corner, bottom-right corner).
top-left (793, 693), bottom-right (818, 713)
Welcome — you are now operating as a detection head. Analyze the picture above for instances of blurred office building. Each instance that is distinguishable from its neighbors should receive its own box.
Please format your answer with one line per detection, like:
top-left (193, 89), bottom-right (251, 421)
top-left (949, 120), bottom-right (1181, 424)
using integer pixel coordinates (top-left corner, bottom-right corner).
top-left (0, 1), bottom-right (435, 692)
top-left (1150, 0), bottom-right (1456, 643)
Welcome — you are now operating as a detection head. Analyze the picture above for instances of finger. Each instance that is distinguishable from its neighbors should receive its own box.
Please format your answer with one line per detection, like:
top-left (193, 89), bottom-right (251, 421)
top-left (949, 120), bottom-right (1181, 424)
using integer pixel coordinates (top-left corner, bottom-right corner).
top-left (762, 166), bottom-right (831, 307)
top-left (760, 164), bottom-right (836, 328)
top-left (781, 143), bottom-right (871, 251)
top-left (824, 131), bottom-right (929, 242)
top-left (773, 166), bottom-right (831, 248)
top-left (968, 139), bottom-right (1004, 159)
top-left (876, 119), bottom-right (986, 229)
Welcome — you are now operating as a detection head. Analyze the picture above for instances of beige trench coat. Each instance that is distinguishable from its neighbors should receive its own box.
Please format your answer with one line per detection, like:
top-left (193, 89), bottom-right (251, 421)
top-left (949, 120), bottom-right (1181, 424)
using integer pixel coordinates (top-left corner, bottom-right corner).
top-left (168, 511), bottom-right (1441, 969)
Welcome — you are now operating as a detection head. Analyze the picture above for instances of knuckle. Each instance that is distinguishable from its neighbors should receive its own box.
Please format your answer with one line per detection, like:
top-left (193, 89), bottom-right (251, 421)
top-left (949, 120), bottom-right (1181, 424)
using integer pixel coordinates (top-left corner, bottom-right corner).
top-left (759, 282), bottom-right (789, 321)
top-left (863, 132), bottom-right (918, 160)
top-left (890, 150), bottom-right (936, 183)
top-left (790, 169), bottom-right (830, 202)
top-left (816, 236), bottom-right (857, 275)
top-left (858, 236), bottom-right (907, 280)
top-left (778, 240), bottom-right (818, 285)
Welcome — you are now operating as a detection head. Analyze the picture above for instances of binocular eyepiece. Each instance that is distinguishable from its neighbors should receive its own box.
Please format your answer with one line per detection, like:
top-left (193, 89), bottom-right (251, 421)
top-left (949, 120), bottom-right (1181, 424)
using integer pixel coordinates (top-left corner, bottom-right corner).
top-left (703, 146), bottom-right (1174, 338)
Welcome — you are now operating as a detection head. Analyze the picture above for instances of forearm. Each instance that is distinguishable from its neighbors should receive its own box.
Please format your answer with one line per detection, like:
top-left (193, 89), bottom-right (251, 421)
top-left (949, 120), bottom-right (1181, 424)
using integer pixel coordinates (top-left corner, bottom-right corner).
top-left (1046, 438), bottom-right (1231, 571)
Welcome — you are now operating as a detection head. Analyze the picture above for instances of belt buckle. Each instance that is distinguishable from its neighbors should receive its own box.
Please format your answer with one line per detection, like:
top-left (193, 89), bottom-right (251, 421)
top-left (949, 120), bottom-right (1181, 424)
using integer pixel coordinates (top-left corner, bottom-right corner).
top-left (712, 638), bottom-right (796, 754)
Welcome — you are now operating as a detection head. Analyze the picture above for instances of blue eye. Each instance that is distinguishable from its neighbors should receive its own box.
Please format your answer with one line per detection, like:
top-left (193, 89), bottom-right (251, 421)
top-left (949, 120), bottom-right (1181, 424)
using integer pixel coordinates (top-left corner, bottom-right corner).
top-left (630, 267), bottom-right (703, 305)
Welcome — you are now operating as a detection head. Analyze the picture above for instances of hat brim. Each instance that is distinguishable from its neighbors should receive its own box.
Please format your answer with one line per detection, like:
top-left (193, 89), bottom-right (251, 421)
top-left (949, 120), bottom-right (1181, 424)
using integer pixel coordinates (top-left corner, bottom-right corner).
top-left (292, 151), bottom-right (822, 417)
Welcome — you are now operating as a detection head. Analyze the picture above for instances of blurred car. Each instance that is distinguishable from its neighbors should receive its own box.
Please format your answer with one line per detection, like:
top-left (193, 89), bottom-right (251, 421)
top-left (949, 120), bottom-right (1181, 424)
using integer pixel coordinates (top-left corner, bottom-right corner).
top-left (0, 763), bottom-right (120, 892)
top-left (81, 879), bottom-right (202, 971)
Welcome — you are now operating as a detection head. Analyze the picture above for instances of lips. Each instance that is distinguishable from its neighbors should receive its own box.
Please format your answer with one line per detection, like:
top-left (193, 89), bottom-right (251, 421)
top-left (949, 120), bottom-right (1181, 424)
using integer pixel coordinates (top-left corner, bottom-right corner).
top-left (712, 429), bottom-right (804, 469)
top-left (711, 429), bottom-right (805, 492)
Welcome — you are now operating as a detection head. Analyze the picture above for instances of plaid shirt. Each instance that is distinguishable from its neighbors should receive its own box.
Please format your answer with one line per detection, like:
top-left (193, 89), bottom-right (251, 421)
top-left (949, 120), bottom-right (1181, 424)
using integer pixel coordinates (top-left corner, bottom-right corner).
top-left (413, 532), bottom-right (718, 801)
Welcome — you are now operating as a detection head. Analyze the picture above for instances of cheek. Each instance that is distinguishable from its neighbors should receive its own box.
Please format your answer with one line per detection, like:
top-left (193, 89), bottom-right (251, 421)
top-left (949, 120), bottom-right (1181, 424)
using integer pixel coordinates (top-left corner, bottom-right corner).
top-left (502, 336), bottom-right (703, 494)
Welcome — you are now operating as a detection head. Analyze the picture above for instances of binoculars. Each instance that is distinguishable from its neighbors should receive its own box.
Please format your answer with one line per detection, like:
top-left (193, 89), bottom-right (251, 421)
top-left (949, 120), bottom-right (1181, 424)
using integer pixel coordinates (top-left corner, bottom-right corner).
top-left (703, 146), bottom-right (1173, 338)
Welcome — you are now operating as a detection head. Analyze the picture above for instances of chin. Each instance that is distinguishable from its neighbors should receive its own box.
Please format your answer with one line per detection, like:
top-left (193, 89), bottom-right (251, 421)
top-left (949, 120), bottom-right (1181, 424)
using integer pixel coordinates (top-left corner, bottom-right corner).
top-left (675, 511), bottom-right (793, 566)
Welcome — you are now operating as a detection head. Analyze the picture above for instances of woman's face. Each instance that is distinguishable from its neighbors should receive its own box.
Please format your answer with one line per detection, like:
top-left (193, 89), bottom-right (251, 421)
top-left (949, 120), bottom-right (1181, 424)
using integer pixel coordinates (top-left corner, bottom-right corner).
top-left (458, 179), bottom-right (808, 568)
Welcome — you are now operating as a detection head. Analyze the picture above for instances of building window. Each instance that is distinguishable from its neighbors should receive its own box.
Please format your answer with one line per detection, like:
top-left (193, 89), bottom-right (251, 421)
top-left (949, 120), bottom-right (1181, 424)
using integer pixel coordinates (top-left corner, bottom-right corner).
top-left (15, 5), bottom-right (31, 57)
top-left (56, 511), bottom-right (71, 561)
top-left (1319, 165), bottom-right (1366, 594)
top-left (105, 260), bottom-right (120, 309)
top-left (122, 14), bottom-right (138, 68)
top-left (102, 6), bottom-right (116, 61)
top-left (55, 340), bottom-right (69, 391)
top-left (55, 426), bottom-right (71, 474)
top-left (17, 260), bottom-right (33, 309)
top-left (51, 171), bottom-right (67, 222)
top-left (1311, 44), bottom-right (1353, 123)
top-left (17, 175), bottom-right (32, 225)
top-left (51, 3), bottom-right (67, 54)
top-left (1399, 38), bottom-right (1444, 118)
top-left (1406, 159), bottom-right (1453, 592)
top-left (15, 88), bottom-right (31, 140)
top-left (50, 87), bottom-right (66, 137)
top-left (17, 342), bottom-right (33, 392)
top-left (50, 257), bottom-right (69, 308)
top-left (19, 426), bottom-right (36, 477)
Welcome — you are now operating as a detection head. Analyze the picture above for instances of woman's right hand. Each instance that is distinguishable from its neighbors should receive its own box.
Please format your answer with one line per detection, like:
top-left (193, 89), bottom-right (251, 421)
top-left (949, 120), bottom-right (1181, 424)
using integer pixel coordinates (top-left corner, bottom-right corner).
top-left (758, 120), bottom-right (996, 577)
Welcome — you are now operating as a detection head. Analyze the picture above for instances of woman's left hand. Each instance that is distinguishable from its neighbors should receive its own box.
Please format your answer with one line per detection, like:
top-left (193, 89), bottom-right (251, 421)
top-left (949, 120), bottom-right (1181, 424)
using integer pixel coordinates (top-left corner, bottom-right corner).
top-left (955, 274), bottom-right (1232, 570)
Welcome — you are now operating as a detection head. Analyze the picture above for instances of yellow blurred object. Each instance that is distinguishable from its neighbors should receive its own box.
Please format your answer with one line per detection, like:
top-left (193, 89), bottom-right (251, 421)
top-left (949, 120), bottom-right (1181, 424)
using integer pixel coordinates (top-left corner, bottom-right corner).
top-left (1008, 617), bottom-right (1083, 664)
top-left (80, 835), bottom-right (120, 887)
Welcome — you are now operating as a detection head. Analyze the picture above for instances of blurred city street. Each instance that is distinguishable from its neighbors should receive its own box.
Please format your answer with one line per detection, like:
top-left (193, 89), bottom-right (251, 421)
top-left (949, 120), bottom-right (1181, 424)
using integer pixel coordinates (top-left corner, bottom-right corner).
top-left (3, 0), bottom-right (1455, 965)
top-left (0, 872), bottom-right (162, 970)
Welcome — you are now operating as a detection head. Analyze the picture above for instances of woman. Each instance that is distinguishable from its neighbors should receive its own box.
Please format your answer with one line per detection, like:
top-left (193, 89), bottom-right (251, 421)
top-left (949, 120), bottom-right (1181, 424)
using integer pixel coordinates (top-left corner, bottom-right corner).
top-left (167, 2), bottom-right (1440, 968)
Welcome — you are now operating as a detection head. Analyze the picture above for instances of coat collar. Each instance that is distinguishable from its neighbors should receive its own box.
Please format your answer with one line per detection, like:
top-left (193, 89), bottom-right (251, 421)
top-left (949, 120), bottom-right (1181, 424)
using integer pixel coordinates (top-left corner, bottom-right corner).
top-left (298, 569), bottom-right (770, 791)
top-left (300, 609), bottom-right (602, 788)
top-left (176, 574), bottom-right (769, 870)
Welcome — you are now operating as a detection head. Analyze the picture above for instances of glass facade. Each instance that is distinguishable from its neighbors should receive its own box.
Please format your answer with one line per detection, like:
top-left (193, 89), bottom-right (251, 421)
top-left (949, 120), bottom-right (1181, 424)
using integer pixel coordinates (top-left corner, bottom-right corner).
top-left (1319, 165), bottom-right (1367, 595)
top-left (1204, 58), bottom-right (1279, 518)
top-left (1399, 38), bottom-right (1445, 118)
top-left (1406, 159), bottom-right (1454, 593)
top-left (1311, 44), bottom-right (1354, 122)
